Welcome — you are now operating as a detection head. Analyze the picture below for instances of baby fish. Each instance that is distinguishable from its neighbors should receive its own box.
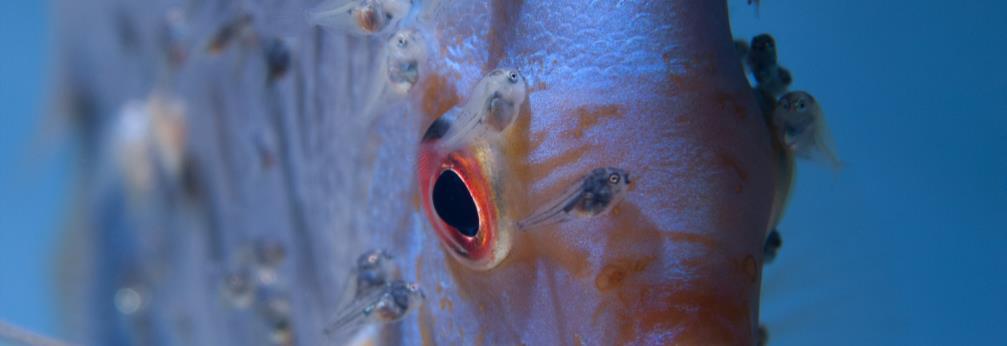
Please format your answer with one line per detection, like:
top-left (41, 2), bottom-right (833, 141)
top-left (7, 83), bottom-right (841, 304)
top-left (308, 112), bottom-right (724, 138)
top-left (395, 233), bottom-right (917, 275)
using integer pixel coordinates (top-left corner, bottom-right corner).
top-left (747, 34), bottom-right (792, 97)
top-left (332, 249), bottom-right (402, 329)
top-left (774, 91), bottom-right (842, 168)
top-left (764, 228), bottom-right (783, 263)
top-left (352, 249), bottom-right (400, 297)
top-left (517, 167), bottom-right (632, 230)
top-left (220, 268), bottom-right (255, 309)
top-left (747, 34), bottom-right (778, 70)
top-left (307, 0), bottom-right (411, 36)
top-left (359, 29), bottom-right (428, 125)
top-left (324, 280), bottom-right (424, 339)
top-left (384, 29), bottom-right (426, 95)
top-left (435, 68), bottom-right (527, 152)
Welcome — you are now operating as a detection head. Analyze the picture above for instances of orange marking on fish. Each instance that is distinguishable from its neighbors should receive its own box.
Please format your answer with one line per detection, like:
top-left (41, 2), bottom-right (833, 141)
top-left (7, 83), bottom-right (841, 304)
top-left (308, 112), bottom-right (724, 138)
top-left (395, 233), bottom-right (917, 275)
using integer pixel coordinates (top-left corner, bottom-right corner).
top-left (716, 150), bottom-right (749, 193)
top-left (714, 90), bottom-right (749, 120)
top-left (662, 231), bottom-right (719, 249)
top-left (528, 80), bottom-right (549, 93)
top-left (613, 282), bottom-right (749, 345)
top-left (411, 187), bottom-right (421, 211)
top-left (743, 255), bottom-right (758, 283)
top-left (420, 73), bottom-right (460, 125)
top-left (569, 104), bottom-right (624, 139)
top-left (439, 297), bottom-right (454, 311)
top-left (595, 255), bottom-right (656, 292)
top-left (418, 304), bottom-right (437, 346)
top-left (485, 0), bottom-right (524, 72)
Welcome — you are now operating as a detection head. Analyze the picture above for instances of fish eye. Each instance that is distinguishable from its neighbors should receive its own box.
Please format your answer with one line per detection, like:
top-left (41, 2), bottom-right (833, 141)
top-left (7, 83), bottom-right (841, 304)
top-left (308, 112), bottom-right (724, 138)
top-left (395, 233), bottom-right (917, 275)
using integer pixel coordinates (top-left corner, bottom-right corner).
top-left (507, 71), bottom-right (520, 84)
top-left (432, 170), bottom-right (479, 237)
top-left (608, 173), bottom-right (621, 184)
top-left (418, 146), bottom-right (511, 271)
top-left (797, 100), bottom-right (806, 111)
top-left (396, 36), bottom-right (407, 48)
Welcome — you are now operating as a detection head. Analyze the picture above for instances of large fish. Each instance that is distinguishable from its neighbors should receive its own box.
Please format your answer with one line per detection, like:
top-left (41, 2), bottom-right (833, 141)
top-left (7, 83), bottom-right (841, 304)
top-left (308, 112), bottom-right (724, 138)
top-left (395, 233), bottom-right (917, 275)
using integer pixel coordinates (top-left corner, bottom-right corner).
top-left (51, 0), bottom-right (776, 345)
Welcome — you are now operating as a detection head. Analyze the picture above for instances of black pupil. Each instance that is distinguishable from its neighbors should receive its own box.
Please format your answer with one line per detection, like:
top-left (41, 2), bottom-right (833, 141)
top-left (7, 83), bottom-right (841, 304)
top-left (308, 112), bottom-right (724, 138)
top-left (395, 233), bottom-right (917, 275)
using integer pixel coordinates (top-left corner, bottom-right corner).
top-left (432, 170), bottom-right (480, 237)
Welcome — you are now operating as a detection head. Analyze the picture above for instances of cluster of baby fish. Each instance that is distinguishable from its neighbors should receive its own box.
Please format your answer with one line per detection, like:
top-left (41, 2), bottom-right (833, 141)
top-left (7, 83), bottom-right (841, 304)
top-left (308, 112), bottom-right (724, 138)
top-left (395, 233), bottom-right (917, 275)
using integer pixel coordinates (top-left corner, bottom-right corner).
top-left (738, 32), bottom-right (842, 346)
top-left (221, 245), bottom-right (424, 345)
top-left (324, 250), bottom-right (425, 342)
top-left (217, 238), bottom-right (294, 345)
top-left (308, 0), bottom-right (428, 128)
top-left (98, 2), bottom-right (434, 344)
top-left (736, 33), bottom-right (842, 263)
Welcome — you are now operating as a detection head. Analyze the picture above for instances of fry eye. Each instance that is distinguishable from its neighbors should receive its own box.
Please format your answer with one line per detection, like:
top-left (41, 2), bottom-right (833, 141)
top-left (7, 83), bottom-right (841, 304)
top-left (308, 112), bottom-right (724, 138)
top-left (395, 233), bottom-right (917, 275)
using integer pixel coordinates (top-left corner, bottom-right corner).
top-left (608, 173), bottom-right (621, 184)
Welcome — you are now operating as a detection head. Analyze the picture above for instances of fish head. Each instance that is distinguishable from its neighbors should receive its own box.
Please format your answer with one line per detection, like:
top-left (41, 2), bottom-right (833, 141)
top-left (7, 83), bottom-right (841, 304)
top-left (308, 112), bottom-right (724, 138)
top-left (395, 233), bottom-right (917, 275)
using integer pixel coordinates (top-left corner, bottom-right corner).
top-left (403, 1), bottom-right (776, 344)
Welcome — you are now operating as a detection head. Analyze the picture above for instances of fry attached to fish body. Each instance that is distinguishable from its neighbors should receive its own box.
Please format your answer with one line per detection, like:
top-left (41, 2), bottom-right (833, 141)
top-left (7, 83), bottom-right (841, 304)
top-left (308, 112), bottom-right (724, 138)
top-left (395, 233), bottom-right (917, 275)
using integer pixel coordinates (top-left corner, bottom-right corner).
top-left (307, 0), bottom-right (412, 36)
top-left (517, 167), bottom-right (632, 230)
top-left (326, 250), bottom-right (424, 340)
top-left (435, 68), bottom-right (527, 152)
top-left (774, 91), bottom-right (842, 168)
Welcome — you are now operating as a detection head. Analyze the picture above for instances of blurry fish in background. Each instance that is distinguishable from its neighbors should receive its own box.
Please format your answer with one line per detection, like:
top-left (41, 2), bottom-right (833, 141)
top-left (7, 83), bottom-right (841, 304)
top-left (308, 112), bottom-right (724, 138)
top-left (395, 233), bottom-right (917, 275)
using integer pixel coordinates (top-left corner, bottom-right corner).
top-left (325, 251), bottom-right (425, 341)
top-left (359, 29), bottom-right (428, 127)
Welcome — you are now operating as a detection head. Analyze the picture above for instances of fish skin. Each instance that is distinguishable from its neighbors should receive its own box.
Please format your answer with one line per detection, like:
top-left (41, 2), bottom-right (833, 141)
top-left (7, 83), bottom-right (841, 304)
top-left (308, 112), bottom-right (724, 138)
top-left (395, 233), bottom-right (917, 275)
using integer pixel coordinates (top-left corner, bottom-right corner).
top-left (53, 0), bottom-right (775, 345)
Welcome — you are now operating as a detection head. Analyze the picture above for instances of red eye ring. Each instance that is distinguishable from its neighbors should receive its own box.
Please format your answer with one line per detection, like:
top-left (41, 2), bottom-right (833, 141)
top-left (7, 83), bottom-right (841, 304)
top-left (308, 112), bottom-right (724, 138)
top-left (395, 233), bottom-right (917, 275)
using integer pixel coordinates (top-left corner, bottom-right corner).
top-left (418, 145), bottom-right (505, 270)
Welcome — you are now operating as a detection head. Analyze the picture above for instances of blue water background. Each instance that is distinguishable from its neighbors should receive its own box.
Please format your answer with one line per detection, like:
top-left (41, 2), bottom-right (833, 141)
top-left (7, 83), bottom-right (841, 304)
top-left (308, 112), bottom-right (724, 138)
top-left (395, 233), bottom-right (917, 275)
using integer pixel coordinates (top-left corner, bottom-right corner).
top-left (0, 0), bottom-right (67, 340)
top-left (730, 0), bottom-right (1007, 344)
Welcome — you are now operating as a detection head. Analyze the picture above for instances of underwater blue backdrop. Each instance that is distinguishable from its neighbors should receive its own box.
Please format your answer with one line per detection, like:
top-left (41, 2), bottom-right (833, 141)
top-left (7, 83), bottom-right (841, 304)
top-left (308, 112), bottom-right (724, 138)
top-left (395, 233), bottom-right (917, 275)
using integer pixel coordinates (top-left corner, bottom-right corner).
top-left (730, 0), bottom-right (1007, 344)
top-left (0, 0), bottom-right (65, 339)
top-left (0, 0), bottom-right (1004, 344)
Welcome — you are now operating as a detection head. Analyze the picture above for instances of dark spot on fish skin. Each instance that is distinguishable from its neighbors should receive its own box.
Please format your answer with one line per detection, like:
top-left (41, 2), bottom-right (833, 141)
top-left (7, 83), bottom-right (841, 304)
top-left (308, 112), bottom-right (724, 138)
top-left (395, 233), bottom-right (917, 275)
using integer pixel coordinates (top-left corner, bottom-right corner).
top-left (422, 117), bottom-right (451, 142)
